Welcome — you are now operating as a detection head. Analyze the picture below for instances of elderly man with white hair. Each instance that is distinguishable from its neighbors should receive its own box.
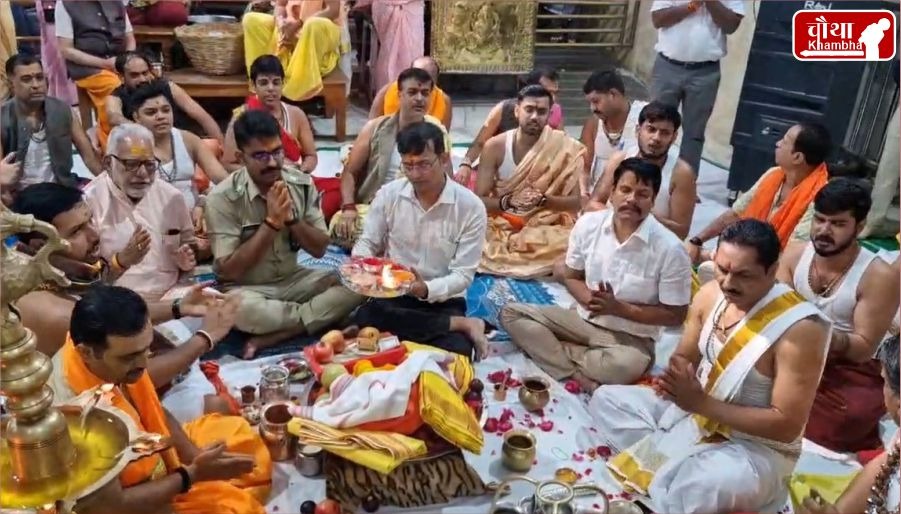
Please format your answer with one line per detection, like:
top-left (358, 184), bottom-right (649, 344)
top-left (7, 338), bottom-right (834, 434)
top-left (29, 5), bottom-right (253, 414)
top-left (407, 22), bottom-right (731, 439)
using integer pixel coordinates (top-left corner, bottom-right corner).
top-left (83, 123), bottom-right (197, 300)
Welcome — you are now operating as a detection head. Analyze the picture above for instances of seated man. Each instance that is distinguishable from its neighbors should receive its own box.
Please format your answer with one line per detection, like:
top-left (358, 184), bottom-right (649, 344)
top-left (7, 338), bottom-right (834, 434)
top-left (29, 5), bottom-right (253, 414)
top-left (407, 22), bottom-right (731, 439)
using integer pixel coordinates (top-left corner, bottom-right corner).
top-left (56, 0), bottom-right (136, 150)
top-left (799, 336), bottom-right (899, 514)
top-left (13, 182), bottom-right (240, 388)
top-left (686, 122), bottom-right (832, 274)
top-left (1, 54), bottom-right (101, 191)
top-left (352, 122), bottom-right (488, 359)
top-left (587, 101), bottom-right (696, 239)
top-left (476, 84), bottom-right (584, 278)
top-left (578, 70), bottom-right (645, 197)
top-left (205, 110), bottom-right (362, 359)
top-left (455, 67), bottom-right (562, 185)
top-left (777, 178), bottom-right (898, 452)
top-left (50, 285), bottom-right (271, 514)
top-left (330, 67), bottom-right (450, 248)
top-left (501, 159), bottom-right (691, 391)
top-left (106, 51), bottom-right (224, 143)
top-left (84, 123), bottom-right (197, 301)
top-left (242, 0), bottom-right (349, 101)
top-left (369, 56), bottom-right (452, 130)
top-left (592, 219), bottom-right (830, 514)
top-left (223, 55), bottom-right (318, 175)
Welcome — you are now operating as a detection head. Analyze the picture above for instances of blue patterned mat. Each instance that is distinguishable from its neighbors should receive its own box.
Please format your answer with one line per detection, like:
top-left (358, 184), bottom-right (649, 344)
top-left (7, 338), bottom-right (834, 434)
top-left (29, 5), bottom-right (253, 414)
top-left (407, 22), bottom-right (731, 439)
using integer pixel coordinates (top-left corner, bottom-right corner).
top-left (465, 275), bottom-right (556, 334)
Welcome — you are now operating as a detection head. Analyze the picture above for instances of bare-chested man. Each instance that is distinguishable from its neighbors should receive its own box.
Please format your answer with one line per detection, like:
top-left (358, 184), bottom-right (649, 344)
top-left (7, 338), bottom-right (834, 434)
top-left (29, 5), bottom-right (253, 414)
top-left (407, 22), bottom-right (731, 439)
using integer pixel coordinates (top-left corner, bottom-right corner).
top-left (777, 178), bottom-right (898, 452)
top-left (476, 84), bottom-right (585, 278)
top-left (592, 219), bottom-right (830, 513)
top-left (586, 101), bottom-right (697, 239)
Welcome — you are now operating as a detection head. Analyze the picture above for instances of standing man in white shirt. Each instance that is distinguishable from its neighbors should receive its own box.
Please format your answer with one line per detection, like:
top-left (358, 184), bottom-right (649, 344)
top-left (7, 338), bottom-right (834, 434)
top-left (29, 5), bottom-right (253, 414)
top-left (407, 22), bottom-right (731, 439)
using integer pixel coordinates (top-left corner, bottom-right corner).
top-left (650, 0), bottom-right (744, 174)
top-left (501, 158), bottom-right (692, 392)
top-left (352, 122), bottom-right (490, 359)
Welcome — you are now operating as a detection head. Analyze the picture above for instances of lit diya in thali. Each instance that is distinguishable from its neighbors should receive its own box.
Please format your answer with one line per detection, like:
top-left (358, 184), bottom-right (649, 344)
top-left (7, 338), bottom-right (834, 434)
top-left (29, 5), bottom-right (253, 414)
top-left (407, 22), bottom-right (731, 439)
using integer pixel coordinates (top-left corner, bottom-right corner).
top-left (339, 258), bottom-right (416, 298)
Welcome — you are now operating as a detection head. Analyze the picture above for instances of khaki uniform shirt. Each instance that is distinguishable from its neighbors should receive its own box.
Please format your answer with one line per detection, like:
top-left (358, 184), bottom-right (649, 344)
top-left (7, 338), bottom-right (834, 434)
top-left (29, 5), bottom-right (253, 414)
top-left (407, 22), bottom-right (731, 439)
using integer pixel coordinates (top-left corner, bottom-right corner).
top-left (205, 165), bottom-right (327, 286)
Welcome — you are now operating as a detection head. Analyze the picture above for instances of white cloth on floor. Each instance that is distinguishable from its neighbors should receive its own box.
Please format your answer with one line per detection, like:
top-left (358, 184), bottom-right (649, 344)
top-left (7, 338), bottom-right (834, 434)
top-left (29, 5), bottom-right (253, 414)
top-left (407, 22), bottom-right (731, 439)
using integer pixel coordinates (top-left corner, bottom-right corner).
top-left (290, 349), bottom-right (454, 428)
top-left (591, 385), bottom-right (795, 514)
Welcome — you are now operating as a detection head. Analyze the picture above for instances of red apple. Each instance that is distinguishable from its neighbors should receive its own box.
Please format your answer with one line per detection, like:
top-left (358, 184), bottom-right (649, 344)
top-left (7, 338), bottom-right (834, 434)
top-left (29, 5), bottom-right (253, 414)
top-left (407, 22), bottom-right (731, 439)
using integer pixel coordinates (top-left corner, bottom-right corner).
top-left (312, 341), bottom-right (334, 363)
top-left (315, 499), bottom-right (341, 514)
top-left (464, 390), bottom-right (482, 403)
top-left (469, 379), bottom-right (484, 394)
top-left (321, 330), bottom-right (346, 353)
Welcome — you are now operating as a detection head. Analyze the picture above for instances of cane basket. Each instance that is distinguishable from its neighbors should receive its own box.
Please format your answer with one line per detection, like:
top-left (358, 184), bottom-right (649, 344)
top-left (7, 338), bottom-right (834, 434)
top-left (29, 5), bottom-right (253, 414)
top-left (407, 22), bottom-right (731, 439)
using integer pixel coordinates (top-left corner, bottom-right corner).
top-left (175, 22), bottom-right (245, 75)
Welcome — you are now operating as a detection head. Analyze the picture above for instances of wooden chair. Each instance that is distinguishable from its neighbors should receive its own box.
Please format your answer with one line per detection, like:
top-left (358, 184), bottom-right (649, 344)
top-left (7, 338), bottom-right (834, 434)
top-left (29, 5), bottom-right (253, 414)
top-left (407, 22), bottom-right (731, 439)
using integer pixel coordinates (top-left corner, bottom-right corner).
top-left (321, 68), bottom-right (348, 142)
top-left (132, 25), bottom-right (178, 70)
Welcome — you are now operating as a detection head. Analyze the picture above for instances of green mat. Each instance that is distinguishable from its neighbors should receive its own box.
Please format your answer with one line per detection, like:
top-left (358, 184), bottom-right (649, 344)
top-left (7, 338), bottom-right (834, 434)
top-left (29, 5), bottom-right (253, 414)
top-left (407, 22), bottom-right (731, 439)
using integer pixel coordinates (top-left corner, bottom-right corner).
top-left (861, 237), bottom-right (899, 253)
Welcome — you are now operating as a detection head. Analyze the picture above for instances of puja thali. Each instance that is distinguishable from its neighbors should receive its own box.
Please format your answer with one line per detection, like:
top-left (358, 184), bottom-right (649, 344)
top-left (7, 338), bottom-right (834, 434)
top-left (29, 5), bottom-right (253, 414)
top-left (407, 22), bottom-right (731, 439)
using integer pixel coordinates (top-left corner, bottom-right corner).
top-left (339, 257), bottom-right (416, 298)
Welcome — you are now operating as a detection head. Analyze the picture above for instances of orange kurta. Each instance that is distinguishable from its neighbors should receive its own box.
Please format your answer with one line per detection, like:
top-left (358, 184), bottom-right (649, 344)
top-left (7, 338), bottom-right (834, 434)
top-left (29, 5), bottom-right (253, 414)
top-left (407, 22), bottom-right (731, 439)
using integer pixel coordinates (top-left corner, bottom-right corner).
top-left (61, 337), bottom-right (271, 514)
top-left (741, 163), bottom-right (828, 248)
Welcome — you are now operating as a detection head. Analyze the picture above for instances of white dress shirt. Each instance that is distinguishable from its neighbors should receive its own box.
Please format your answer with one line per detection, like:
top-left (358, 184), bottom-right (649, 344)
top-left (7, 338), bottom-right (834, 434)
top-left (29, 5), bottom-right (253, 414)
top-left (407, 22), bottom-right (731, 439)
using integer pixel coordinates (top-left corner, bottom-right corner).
top-left (353, 178), bottom-right (488, 303)
top-left (565, 210), bottom-right (692, 339)
top-left (651, 0), bottom-right (744, 62)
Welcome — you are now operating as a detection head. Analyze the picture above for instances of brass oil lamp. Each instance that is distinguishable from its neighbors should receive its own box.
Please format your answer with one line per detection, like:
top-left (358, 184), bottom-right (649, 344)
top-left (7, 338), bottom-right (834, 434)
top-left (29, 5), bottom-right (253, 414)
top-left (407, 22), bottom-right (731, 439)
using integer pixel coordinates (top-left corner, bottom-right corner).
top-left (0, 206), bottom-right (165, 512)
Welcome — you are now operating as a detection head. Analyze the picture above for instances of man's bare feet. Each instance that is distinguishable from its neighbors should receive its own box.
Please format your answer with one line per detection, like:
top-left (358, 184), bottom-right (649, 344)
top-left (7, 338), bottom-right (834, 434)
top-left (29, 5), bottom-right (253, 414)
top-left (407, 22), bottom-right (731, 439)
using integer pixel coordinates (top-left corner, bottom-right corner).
top-left (241, 326), bottom-right (306, 360)
top-left (572, 371), bottom-right (600, 394)
top-left (451, 316), bottom-right (489, 361)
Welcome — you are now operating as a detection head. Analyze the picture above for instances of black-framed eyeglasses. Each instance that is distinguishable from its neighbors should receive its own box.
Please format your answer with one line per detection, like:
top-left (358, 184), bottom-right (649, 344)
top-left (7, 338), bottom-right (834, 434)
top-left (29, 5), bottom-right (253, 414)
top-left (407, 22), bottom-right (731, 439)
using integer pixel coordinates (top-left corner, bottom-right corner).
top-left (248, 148), bottom-right (285, 163)
top-left (111, 155), bottom-right (160, 174)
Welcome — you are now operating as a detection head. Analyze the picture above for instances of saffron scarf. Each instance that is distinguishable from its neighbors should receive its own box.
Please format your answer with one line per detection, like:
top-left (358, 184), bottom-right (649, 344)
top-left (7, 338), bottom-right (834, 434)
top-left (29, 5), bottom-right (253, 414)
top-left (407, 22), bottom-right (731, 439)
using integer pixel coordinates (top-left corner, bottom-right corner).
top-left (741, 163), bottom-right (828, 247)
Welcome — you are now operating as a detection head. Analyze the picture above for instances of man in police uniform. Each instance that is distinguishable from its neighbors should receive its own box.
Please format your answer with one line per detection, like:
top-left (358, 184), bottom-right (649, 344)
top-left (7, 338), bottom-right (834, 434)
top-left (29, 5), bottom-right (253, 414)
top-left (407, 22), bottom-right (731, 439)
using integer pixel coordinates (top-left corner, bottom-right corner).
top-left (205, 110), bottom-right (362, 359)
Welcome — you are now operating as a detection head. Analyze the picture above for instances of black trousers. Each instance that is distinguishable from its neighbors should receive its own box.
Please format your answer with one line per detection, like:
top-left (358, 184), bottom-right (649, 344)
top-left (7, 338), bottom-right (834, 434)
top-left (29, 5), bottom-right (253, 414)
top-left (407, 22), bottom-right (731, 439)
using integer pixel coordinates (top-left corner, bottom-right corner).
top-left (352, 296), bottom-right (473, 358)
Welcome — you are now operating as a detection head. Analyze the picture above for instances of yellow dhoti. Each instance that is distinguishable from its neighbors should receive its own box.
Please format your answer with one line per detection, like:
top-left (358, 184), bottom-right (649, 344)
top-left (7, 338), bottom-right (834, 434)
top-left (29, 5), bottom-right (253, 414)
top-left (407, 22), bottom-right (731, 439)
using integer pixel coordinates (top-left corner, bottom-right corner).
top-left (242, 12), bottom-right (345, 101)
top-left (76, 70), bottom-right (122, 151)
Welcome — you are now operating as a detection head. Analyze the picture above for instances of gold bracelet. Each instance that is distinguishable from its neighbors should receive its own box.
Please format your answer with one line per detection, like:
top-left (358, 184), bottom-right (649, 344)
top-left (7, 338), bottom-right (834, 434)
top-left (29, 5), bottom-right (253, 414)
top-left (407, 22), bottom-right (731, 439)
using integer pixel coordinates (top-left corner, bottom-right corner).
top-left (195, 330), bottom-right (215, 352)
top-left (111, 253), bottom-right (126, 272)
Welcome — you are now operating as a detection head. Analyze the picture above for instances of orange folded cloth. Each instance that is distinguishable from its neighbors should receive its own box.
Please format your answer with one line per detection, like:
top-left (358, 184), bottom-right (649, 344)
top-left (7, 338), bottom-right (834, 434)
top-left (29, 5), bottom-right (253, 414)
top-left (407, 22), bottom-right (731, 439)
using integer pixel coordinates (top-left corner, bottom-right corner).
top-left (741, 163), bottom-right (828, 248)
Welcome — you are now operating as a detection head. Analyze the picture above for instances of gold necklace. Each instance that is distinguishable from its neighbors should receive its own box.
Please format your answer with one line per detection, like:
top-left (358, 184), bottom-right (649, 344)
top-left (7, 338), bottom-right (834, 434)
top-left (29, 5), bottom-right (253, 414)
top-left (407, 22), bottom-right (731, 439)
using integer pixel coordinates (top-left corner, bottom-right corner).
top-left (808, 247), bottom-right (859, 297)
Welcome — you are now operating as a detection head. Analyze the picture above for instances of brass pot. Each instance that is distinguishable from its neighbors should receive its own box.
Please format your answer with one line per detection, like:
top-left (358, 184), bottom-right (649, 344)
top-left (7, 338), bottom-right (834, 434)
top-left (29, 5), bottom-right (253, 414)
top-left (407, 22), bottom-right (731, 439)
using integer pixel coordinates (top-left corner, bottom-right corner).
top-left (518, 377), bottom-right (550, 412)
top-left (501, 430), bottom-right (536, 472)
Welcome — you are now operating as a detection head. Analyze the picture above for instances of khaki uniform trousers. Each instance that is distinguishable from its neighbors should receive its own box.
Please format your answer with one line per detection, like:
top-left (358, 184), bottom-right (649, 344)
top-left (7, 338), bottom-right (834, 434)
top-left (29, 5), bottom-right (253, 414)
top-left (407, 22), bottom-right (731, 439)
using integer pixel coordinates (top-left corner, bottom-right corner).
top-left (231, 267), bottom-right (363, 335)
top-left (500, 303), bottom-right (654, 385)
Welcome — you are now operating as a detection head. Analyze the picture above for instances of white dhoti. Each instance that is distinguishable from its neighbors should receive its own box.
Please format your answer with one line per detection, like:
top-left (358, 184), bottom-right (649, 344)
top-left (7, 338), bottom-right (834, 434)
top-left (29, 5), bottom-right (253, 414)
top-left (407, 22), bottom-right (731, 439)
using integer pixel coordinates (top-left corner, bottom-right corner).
top-left (591, 385), bottom-right (794, 513)
top-left (590, 283), bottom-right (829, 514)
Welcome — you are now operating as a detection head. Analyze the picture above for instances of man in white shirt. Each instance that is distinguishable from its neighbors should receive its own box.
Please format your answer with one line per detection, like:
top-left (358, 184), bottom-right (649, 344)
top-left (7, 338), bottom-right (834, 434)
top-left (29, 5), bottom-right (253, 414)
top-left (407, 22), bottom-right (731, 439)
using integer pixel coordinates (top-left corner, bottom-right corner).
top-left (650, 0), bottom-right (743, 174)
top-left (501, 158), bottom-right (692, 391)
top-left (352, 122), bottom-right (490, 359)
top-left (56, 0), bottom-right (135, 151)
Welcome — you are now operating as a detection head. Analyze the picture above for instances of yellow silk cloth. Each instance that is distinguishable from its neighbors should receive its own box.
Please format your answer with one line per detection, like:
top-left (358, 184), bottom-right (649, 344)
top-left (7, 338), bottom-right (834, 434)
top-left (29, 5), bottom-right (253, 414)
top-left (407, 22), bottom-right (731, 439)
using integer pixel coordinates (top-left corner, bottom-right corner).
top-left (789, 472), bottom-right (856, 512)
top-left (61, 337), bottom-right (271, 513)
top-left (383, 82), bottom-right (449, 124)
top-left (242, 2), bottom-right (349, 101)
top-left (287, 417), bottom-right (427, 474)
top-left (480, 126), bottom-right (585, 279)
top-left (75, 70), bottom-right (122, 151)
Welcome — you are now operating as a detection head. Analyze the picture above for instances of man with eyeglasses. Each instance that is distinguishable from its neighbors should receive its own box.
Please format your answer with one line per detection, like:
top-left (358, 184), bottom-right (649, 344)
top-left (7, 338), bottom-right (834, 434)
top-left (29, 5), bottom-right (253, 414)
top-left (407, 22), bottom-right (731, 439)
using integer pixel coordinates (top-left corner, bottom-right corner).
top-left (83, 123), bottom-right (198, 300)
top-left (205, 109), bottom-right (362, 359)
top-left (352, 121), bottom-right (489, 359)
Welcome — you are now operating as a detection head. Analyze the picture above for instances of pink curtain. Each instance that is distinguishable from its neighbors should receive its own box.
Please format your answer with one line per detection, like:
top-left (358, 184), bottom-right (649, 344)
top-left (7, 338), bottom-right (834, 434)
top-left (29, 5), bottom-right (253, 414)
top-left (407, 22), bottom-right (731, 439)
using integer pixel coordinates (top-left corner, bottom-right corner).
top-left (36, 0), bottom-right (77, 105)
top-left (370, 0), bottom-right (424, 92)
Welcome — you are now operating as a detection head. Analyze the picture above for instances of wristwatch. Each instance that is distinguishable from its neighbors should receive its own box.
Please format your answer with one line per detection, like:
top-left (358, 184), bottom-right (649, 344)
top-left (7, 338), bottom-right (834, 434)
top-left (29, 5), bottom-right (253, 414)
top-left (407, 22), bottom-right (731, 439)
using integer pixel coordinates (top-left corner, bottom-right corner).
top-left (689, 237), bottom-right (703, 247)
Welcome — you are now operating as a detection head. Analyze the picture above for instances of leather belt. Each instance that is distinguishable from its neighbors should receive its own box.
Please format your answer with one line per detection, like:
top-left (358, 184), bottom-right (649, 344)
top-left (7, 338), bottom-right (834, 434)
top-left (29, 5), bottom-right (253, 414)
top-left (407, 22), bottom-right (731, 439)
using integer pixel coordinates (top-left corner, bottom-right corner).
top-left (659, 53), bottom-right (719, 70)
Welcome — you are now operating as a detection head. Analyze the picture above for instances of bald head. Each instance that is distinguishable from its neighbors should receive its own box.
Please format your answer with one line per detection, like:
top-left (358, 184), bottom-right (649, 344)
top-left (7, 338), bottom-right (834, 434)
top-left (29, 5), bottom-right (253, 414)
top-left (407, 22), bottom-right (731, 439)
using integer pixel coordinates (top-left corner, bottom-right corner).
top-left (412, 56), bottom-right (439, 83)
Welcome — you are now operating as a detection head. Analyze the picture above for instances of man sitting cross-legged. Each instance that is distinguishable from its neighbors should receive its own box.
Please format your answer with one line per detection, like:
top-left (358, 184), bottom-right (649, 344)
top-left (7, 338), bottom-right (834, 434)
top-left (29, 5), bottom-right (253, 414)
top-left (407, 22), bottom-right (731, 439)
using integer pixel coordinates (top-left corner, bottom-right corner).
top-left (585, 101), bottom-right (696, 239)
top-left (205, 110), bottom-right (362, 359)
top-left (83, 123), bottom-right (197, 301)
top-left (477, 84), bottom-right (586, 278)
top-left (592, 219), bottom-right (831, 514)
top-left (777, 178), bottom-right (899, 452)
top-left (352, 122), bottom-right (489, 359)
top-left (330, 66), bottom-right (451, 249)
top-left (13, 182), bottom-right (243, 388)
top-left (501, 158), bottom-right (691, 392)
top-left (50, 285), bottom-right (271, 514)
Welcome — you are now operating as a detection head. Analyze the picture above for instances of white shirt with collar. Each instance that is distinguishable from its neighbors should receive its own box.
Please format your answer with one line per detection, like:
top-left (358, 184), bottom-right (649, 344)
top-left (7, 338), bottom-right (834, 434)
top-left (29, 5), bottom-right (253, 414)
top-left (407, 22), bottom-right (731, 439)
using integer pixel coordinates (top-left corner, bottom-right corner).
top-left (651, 0), bottom-right (744, 63)
top-left (565, 209), bottom-right (692, 339)
top-left (353, 177), bottom-right (488, 303)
